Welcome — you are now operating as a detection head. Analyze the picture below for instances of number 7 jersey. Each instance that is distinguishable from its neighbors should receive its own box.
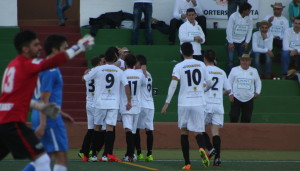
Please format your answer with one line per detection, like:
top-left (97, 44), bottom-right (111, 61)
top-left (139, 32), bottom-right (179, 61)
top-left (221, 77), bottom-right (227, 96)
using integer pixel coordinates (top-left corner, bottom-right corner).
top-left (172, 59), bottom-right (211, 106)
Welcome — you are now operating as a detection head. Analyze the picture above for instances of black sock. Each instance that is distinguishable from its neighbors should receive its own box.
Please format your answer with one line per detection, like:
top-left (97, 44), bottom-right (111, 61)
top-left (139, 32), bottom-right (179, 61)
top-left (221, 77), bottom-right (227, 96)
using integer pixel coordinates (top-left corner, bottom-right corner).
top-left (213, 135), bottom-right (221, 158)
top-left (103, 131), bottom-right (114, 156)
top-left (91, 131), bottom-right (103, 156)
top-left (202, 132), bottom-right (213, 151)
top-left (146, 130), bottom-right (153, 156)
top-left (195, 134), bottom-right (205, 149)
top-left (109, 127), bottom-right (116, 155)
top-left (80, 129), bottom-right (93, 155)
top-left (181, 135), bottom-right (190, 165)
top-left (134, 129), bottom-right (141, 155)
top-left (99, 131), bottom-right (106, 152)
top-left (126, 131), bottom-right (134, 158)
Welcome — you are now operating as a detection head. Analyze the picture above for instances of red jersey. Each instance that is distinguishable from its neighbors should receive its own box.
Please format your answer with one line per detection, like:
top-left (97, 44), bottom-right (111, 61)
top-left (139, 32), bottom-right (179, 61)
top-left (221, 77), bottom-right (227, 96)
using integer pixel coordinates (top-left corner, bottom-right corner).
top-left (0, 52), bottom-right (68, 124)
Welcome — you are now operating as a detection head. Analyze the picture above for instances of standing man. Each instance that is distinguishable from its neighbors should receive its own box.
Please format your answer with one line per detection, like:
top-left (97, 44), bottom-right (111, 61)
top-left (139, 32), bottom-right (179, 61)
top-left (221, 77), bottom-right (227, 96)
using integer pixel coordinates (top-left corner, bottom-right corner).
top-left (131, 0), bottom-right (153, 45)
top-left (161, 42), bottom-right (211, 170)
top-left (56, 0), bottom-right (73, 26)
top-left (228, 54), bottom-right (262, 123)
top-left (202, 50), bottom-right (231, 167)
top-left (134, 54), bottom-right (155, 162)
top-left (83, 47), bottom-right (132, 162)
top-left (169, 0), bottom-right (206, 45)
top-left (227, 0), bottom-right (248, 18)
top-left (281, 17), bottom-right (300, 79)
top-left (226, 2), bottom-right (253, 73)
top-left (251, 21), bottom-right (274, 79)
top-left (0, 30), bottom-right (93, 170)
top-left (179, 8), bottom-right (205, 61)
top-left (264, 3), bottom-right (288, 51)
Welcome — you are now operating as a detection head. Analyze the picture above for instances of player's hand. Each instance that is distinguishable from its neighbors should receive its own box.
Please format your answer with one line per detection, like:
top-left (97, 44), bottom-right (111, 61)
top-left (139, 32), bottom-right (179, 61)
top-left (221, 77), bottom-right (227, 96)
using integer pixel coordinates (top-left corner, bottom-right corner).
top-left (62, 112), bottom-right (75, 123)
top-left (35, 125), bottom-right (46, 139)
top-left (191, 0), bottom-right (197, 6)
top-left (229, 95), bottom-right (234, 103)
top-left (268, 50), bottom-right (274, 57)
top-left (78, 34), bottom-right (95, 51)
top-left (268, 16), bottom-right (274, 23)
top-left (126, 101), bottom-right (132, 111)
top-left (242, 42), bottom-right (249, 50)
top-left (254, 93), bottom-right (260, 98)
top-left (228, 43), bottom-right (235, 51)
top-left (161, 103), bottom-right (169, 115)
top-left (290, 50), bottom-right (298, 56)
top-left (41, 103), bottom-right (60, 119)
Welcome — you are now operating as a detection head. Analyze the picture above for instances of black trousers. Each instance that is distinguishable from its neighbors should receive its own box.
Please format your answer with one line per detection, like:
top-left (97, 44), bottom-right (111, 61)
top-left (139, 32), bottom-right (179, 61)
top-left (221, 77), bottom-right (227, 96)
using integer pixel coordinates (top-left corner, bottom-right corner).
top-left (169, 16), bottom-right (207, 43)
top-left (229, 97), bottom-right (253, 123)
top-left (273, 38), bottom-right (282, 49)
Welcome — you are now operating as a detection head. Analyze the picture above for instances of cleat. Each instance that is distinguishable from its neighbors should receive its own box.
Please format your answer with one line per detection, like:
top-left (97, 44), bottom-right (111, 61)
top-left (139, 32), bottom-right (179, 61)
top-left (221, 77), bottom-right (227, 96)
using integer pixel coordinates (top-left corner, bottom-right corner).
top-left (182, 164), bottom-right (191, 170)
top-left (100, 156), bottom-right (108, 162)
top-left (78, 152), bottom-right (84, 159)
top-left (133, 154), bottom-right (137, 162)
top-left (82, 156), bottom-right (89, 162)
top-left (137, 153), bottom-right (144, 161)
top-left (90, 156), bottom-right (98, 162)
top-left (145, 155), bottom-right (153, 162)
top-left (89, 150), bottom-right (93, 157)
top-left (107, 154), bottom-right (121, 162)
top-left (207, 148), bottom-right (216, 160)
top-left (213, 157), bottom-right (221, 166)
top-left (122, 156), bottom-right (133, 162)
top-left (199, 148), bottom-right (210, 167)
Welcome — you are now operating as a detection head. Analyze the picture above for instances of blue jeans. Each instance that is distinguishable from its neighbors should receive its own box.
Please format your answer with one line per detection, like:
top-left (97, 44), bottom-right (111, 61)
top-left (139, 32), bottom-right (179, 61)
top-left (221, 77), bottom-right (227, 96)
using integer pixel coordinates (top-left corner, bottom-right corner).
top-left (228, 0), bottom-right (248, 18)
top-left (252, 52), bottom-right (272, 77)
top-left (56, 0), bottom-right (73, 22)
top-left (131, 3), bottom-right (153, 45)
top-left (226, 42), bottom-right (245, 73)
top-left (281, 50), bottom-right (300, 75)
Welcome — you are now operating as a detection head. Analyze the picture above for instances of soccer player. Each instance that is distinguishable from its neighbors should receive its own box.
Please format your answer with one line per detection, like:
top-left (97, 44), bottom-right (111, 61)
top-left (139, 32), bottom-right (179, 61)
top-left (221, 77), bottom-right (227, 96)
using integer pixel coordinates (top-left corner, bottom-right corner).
top-left (161, 42), bottom-right (212, 170)
top-left (83, 47), bottom-right (132, 162)
top-left (202, 50), bottom-right (231, 166)
top-left (134, 54), bottom-right (155, 162)
top-left (28, 34), bottom-right (76, 171)
top-left (0, 30), bottom-right (93, 171)
top-left (78, 55), bottom-right (106, 162)
top-left (120, 54), bottom-right (146, 162)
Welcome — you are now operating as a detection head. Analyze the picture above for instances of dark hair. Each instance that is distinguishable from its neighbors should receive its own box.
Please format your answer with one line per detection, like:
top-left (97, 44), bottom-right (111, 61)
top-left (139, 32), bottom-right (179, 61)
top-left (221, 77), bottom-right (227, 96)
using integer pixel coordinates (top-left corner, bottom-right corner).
top-left (294, 0), bottom-right (299, 7)
top-left (181, 42), bottom-right (194, 57)
top-left (204, 49), bottom-right (216, 63)
top-left (238, 2), bottom-right (252, 14)
top-left (14, 30), bottom-right (38, 54)
top-left (111, 46), bottom-right (119, 57)
top-left (91, 55), bottom-right (101, 67)
top-left (44, 34), bottom-right (68, 56)
top-left (186, 8), bottom-right (196, 14)
top-left (124, 54), bottom-right (137, 68)
top-left (136, 54), bottom-right (147, 65)
top-left (105, 47), bottom-right (117, 62)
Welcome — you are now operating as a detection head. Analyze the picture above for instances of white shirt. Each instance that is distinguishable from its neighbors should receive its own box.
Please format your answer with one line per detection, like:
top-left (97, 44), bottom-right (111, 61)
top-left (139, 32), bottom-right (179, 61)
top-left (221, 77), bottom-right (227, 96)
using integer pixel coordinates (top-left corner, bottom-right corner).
top-left (85, 78), bottom-right (95, 107)
top-left (226, 12), bottom-right (253, 44)
top-left (228, 66), bottom-right (262, 102)
top-left (283, 28), bottom-right (300, 52)
top-left (83, 64), bottom-right (128, 109)
top-left (252, 31), bottom-right (273, 53)
top-left (172, 59), bottom-right (211, 106)
top-left (117, 58), bottom-right (125, 70)
top-left (173, 0), bottom-right (203, 21)
top-left (179, 20), bottom-right (205, 55)
top-left (136, 69), bottom-right (154, 109)
top-left (264, 15), bottom-right (289, 39)
top-left (120, 69), bottom-right (147, 114)
top-left (134, 0), bottom-right (153, 3)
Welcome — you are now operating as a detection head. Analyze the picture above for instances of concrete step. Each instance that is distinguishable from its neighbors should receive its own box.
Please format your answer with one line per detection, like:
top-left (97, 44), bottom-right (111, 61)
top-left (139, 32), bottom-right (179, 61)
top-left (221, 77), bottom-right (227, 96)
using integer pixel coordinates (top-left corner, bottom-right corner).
top-left (63, 84), bottom-right (85, 92)
top-left (63, 92), bottom-right (86, 101)
top-left (19, 20), bottom-right (79, 27)
top-left (63, 76), bottom-right (84, 84)
top-left (60, 67), bottom-right (87, 76)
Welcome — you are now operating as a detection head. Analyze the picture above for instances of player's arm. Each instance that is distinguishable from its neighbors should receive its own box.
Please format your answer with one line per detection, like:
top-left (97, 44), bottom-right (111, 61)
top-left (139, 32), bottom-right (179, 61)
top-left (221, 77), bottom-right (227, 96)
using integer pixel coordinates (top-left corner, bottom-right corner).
top-left (124, 84), bottom-right (132, 110)
top-left (141, 65), bottom-right (148, 78)
top-left (34, 92), bottom-right (51, 139)
top-left (83, 67), bottom-right (98, 81)
top-left (61, 111), bottom-right (74, 123)
top-left (161, 76), bottom-right (179, 115)
top-left (30, 100), bottom-right (60, 119)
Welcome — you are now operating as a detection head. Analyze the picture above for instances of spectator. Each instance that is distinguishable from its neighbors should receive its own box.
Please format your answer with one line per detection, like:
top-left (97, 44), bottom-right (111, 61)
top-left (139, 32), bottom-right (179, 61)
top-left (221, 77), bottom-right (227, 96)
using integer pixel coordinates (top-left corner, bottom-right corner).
top-left (169, 0), bottom-right (206, 45)
top-left (131, 0), bottom-right (153, 45)
top-left (264, 2), bottom-right (289, 50)
top-left (289, 0), bottom-right (300, 27)
top-left (228, 0), bottom-right (248, 18)
top-left (251, 21), bottom-right (274, 79)
top-left (179, 8), bottom-right (205, 61)
top-left (226, 2), bottom-right (253, 73)
top-left (228, 54), bottom-right (261, 123)
top-left (56, 0), bottom-right (73, 26)
top-left (282, 17), bottom-right (300, 79)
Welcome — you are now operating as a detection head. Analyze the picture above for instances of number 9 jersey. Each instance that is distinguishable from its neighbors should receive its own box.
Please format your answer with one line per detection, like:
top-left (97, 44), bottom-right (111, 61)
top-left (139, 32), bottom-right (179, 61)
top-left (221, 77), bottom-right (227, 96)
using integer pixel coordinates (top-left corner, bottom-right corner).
top-left (172, 59), bottom-right (211, 106)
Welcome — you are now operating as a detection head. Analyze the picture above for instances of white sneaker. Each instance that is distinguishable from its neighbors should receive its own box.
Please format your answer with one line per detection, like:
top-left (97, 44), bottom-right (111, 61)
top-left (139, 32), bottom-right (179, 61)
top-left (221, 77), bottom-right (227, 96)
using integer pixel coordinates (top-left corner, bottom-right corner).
top-left (101, 156), bottom-right (108, 162)
top-left (133, 154), bottom-right (137, 162)
top-left (90, 156), bottom-right (98, 162)
top-left (122, 156), bottom-right (133, 162)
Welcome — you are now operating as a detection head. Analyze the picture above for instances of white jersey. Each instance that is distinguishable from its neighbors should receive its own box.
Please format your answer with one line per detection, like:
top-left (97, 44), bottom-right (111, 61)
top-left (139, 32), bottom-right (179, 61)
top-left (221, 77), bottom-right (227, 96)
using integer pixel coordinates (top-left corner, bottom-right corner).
top-left (205, 66), bottom-right (231, 114)
top-left (264, 14), bottom-right (289, 39)
top-left (83, 64), bottom-right (128, 109)
top-left (120, 69), bottom-right (146, 114)
top-left (172, 59), bottom-right (211, 106)
top-left (85, 79), bottom-right (95, 107)
top-left (136, 69), bottom-right (154, 109)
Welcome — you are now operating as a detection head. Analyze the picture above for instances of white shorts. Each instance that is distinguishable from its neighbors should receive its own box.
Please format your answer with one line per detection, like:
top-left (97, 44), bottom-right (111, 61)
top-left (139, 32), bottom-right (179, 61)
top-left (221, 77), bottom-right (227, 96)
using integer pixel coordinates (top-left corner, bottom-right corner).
top-left (204, 112), bottom-right (224, 128)
top-left (94, 108), bottom-right (118, 127)
top-left (178, 106), bottom-right (205, 133)
top-left (122, 114), bottom-right (139, 134)
top-left (137, 108), bottom-right (154, 130)
top-left (86, 104), bottom-right (95, 129)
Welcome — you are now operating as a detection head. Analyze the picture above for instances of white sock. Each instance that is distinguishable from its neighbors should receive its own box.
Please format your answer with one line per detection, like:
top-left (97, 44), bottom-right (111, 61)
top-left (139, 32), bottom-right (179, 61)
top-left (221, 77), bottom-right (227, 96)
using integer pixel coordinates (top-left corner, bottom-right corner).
top-left (53, 164), bottom-right (67, 171)
top-left (33, 153), bottom-right (51, 171)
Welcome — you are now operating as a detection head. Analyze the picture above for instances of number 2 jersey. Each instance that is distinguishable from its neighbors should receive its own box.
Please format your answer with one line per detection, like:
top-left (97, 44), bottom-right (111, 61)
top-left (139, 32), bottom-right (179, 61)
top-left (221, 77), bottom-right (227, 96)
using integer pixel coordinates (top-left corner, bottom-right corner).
top-left (0, 53), bottom-right (68, 124)
top-left (204, 66), bottom-right (231, 114)
top-left (83, 64), bottom-right (128, 109)
top-left (172, 59), bottom-right (211, 106)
